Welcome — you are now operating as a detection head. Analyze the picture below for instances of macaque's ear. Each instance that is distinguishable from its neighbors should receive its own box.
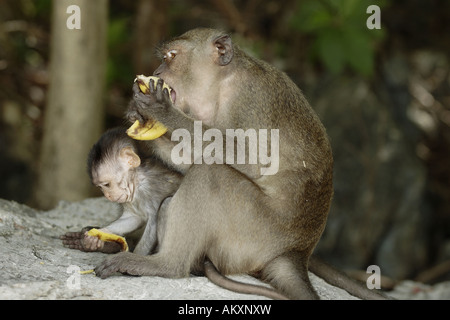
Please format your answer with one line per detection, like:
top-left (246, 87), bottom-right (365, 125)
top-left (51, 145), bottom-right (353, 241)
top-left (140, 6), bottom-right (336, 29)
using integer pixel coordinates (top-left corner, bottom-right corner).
top-left (214, 34), bottom-right (233, 66)
top-left (119, 147), bottom-right (141, 169)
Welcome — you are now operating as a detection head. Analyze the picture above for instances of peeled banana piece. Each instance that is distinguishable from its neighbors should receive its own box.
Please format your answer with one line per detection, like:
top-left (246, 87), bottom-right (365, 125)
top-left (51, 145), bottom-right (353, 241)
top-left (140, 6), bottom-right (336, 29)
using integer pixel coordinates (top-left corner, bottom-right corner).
top-left (86, 228), bottom-right (129, 252)
top-left (136, 75), bottom-right (172, 95)
top-left (126, 75), bottom-right (171, 141)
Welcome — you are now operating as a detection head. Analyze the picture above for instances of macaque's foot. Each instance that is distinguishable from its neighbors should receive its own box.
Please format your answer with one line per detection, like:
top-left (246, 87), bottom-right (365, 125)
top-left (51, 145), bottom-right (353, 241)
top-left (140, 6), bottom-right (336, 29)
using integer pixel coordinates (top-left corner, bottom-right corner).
top-left (95, 252), bottom-right (149, 279)
top-left (60, 228), bottom-right (122, 254)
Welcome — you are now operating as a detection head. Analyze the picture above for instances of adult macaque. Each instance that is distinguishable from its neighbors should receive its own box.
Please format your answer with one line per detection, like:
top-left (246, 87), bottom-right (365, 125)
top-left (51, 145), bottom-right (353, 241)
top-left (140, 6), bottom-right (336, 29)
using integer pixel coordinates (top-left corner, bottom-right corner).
top-left (61, 127), bottom-right (182, 255)
top-left (95, 28), bottom-right (385, 300)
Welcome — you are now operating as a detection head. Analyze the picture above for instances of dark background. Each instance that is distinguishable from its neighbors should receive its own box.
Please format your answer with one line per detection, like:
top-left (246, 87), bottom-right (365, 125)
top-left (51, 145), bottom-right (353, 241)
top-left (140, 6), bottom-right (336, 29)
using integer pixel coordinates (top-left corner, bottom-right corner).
top-left (1, 0), bottom-right (449, 284)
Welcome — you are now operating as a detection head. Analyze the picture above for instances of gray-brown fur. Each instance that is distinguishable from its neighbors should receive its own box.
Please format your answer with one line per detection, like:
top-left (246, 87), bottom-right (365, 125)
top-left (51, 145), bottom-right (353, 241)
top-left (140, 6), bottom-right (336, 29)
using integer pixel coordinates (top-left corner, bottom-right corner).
top-left (94, 29), bottom-right (383, 300)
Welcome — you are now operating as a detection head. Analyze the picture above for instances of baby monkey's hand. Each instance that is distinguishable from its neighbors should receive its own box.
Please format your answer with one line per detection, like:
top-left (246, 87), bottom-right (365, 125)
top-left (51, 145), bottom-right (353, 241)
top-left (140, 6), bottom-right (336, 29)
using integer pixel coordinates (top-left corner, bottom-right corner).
top-left (60, 227), bottom-right (122, 254)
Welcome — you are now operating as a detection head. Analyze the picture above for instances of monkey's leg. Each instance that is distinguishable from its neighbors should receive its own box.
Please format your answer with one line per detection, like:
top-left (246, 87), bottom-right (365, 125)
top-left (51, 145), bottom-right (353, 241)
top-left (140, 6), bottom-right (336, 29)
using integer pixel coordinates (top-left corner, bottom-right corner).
top-left (193, 165), bottom-right (321, 300)
top-left (260, 251), bottom-right (319, 300)
top-left (133, 214), bottom-right (157, 255)
top-left (185, 165), bottom-right (320, 299)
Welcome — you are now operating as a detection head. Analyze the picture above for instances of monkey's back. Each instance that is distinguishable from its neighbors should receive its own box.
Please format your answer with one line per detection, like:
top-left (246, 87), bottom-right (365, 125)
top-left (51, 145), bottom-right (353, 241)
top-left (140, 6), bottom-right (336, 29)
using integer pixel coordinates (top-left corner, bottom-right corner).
top-left (229, 46), bottom-right (334, 253)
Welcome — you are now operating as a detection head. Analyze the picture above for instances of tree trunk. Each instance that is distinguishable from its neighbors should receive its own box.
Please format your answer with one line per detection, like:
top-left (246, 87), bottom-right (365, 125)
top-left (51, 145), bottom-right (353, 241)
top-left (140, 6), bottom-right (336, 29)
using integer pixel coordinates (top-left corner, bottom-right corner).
top-left (133, 0), bottom-right (168, 74)
top-left (34, 0), bottom-right (108, 209)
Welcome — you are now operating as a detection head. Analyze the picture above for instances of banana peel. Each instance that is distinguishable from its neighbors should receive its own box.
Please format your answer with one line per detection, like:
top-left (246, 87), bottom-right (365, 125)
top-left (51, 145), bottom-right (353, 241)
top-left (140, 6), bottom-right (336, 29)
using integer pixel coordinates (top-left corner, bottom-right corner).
top-left (126, 75), bottom-right (172, 141)
top-left (127, 119), bottom-right (168, 141)
top-left (86, 228), bottom-right (129, 252)
top-left (79, 269), bottom-right (95, 275)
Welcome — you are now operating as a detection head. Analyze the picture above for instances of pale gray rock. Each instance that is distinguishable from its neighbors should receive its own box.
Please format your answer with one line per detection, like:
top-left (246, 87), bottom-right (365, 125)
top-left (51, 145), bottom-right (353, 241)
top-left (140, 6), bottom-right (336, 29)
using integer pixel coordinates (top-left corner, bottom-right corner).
top-left (0, 197), bottom-right (357, 300)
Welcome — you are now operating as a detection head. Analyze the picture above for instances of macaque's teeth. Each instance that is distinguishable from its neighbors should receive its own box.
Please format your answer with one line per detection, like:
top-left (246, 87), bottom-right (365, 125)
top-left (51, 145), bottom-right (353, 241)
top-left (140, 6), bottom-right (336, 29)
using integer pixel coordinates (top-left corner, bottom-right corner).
top-left (86, 228), bottom-right (129, 252)
top-left (126, 119), bottom-right (168, 141)
top-left (128, 75), bottom-right (170, 141)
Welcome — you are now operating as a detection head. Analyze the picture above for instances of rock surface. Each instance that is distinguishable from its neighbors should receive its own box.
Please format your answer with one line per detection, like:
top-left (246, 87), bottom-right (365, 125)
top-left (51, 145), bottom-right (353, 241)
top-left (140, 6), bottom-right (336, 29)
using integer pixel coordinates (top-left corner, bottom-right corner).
top-left (0, 197), bottom-right (359, 300)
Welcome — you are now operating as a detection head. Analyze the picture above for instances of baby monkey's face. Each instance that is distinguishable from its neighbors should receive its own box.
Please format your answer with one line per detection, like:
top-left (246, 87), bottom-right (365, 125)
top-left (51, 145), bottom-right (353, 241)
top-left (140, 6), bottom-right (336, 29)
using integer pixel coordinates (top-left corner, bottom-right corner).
top-left (92, 161), bottom-right (136, 204)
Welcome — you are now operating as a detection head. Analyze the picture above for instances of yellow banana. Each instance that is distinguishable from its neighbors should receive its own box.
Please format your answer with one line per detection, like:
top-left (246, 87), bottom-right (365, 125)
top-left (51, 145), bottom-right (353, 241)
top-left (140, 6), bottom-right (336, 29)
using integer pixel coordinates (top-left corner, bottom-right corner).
top-left (126, 119), bottom-right (168, 141)
top-left (126, 75), bottom-right (171, 141)
top-left (86, 228), bottom-right (129, 252)
top-left (79, 269), bottom-right (95, 275)
top-left (135, 75), bottom-right (172, 95)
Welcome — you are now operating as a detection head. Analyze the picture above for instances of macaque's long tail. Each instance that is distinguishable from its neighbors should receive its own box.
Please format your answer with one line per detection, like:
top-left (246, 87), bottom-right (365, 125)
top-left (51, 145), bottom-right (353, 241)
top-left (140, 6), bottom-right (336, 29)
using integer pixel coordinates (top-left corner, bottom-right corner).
top-left (308, 255), bottom-right (389, 300)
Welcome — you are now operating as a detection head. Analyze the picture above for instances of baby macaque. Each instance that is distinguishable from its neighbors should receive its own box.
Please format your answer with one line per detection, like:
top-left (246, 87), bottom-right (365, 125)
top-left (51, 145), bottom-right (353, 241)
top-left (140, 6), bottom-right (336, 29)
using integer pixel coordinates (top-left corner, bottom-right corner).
top-left (61, 127), bottom-right (182, 255)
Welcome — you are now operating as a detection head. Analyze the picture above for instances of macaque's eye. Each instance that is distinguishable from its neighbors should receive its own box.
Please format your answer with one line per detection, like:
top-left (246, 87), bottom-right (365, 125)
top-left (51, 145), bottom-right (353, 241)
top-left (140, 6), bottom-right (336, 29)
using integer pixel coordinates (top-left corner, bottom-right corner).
top-left (163, 50), bottom-right (177, 62)
top-left (98, 183), bottom-right (110, 189)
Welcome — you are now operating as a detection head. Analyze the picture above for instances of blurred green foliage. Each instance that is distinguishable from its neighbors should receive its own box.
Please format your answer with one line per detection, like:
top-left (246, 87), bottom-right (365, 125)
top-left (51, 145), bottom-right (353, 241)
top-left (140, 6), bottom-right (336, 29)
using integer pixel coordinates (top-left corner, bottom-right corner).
top-left (106, 16), bottom-right (133, 87)
top-left (290, 0), bottom-right (386, 76)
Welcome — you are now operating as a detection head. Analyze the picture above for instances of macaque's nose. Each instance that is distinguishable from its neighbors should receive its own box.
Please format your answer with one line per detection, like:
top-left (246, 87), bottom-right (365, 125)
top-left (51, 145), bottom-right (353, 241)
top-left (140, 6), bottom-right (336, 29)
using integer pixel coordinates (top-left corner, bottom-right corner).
top-left (153, 65), bottom-right (163, 76)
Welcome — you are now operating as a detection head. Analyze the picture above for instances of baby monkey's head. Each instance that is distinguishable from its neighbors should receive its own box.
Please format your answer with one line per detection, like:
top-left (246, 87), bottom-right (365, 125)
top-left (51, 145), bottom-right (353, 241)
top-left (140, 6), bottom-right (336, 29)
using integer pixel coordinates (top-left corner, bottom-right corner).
top-left (88, 128), bottom-right (142, 203)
